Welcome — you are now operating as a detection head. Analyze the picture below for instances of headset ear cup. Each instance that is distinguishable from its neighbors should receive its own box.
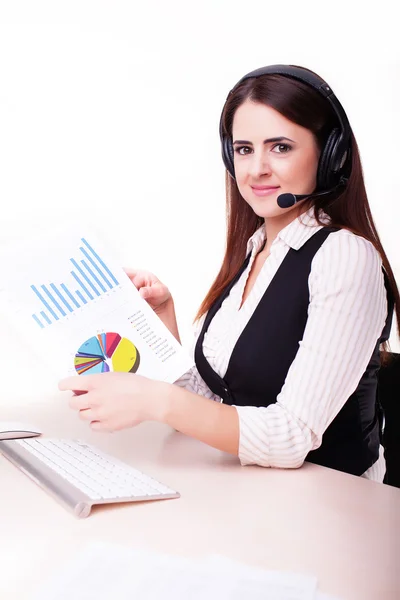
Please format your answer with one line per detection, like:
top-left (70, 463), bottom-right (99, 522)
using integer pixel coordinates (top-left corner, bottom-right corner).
top-left (222, 136), bottom-right (235, 179)
top-left (317, 129), bottom-right (339, 189)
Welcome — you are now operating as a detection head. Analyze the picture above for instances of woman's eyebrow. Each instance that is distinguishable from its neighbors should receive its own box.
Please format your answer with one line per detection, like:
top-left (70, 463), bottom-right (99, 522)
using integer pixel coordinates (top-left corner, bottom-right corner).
top-left (232, 136), bottom-right (295, 145)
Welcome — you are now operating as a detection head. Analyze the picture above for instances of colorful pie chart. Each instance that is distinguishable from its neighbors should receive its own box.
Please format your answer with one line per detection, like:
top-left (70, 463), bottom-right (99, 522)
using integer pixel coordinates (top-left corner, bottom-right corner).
top-left (74, 332), bottom-right (140, 376)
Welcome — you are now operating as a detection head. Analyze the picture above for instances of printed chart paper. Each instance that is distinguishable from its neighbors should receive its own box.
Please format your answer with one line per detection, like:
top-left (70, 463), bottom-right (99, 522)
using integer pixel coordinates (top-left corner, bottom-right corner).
top-left (0, 228), bottom-right (194, 383)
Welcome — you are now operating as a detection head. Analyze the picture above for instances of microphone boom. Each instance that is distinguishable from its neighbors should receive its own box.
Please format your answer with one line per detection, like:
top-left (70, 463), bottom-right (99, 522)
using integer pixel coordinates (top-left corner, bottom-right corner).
top-left (277, 179), bottom-right (347, 209)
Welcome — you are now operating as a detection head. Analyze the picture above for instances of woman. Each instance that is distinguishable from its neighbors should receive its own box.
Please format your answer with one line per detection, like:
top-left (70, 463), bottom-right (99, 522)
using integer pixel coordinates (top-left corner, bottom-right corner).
top-left (59, 65), bottom-right (400, 482)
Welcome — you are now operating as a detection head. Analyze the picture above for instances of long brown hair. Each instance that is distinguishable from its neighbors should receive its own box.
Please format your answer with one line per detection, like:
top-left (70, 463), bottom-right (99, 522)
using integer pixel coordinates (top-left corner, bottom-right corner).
top-left (195, 69), bottom-right (400, 351)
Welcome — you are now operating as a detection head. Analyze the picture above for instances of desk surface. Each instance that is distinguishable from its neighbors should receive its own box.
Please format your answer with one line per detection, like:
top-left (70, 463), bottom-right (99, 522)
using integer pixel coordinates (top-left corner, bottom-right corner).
top-left (1, 396), bottom-right (399, 600)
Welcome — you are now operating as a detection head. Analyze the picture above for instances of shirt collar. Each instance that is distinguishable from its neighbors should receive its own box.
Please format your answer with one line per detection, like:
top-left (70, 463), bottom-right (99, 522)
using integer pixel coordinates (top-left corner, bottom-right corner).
top-left (246, 208), bottom-right (331, 255)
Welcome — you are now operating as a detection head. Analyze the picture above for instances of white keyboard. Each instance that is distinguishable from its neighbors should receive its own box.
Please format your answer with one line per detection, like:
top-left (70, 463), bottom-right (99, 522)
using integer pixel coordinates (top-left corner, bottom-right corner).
top-left (0, 437), bottom-right (180, 518)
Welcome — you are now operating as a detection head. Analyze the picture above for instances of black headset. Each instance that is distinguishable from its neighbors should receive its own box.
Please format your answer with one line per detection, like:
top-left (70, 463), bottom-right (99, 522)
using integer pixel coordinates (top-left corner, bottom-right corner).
top-left (219, 64), bottom-right (352, 192)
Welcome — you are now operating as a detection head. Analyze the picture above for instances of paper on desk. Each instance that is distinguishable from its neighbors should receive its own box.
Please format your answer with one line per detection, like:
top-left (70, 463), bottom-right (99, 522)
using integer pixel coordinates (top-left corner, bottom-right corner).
top-left (31, 542), bottom-right (225, 600)
top-left (207, 554), bottom-right (317, 599)
top-left (31, 541), bottom-right (319, 600)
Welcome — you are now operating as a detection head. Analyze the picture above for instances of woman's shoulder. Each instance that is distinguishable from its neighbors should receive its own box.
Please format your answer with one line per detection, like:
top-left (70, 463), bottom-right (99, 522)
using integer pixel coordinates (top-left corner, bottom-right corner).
top-left (311, 227), bottom-right (384, 284)
top-left (319, 227), bottom-right (382, 264)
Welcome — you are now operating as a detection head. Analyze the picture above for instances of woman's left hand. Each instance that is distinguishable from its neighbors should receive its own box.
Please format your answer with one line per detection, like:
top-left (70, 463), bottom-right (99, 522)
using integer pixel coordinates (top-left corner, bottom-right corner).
top-left (58, 372), bottom-right (170, 432)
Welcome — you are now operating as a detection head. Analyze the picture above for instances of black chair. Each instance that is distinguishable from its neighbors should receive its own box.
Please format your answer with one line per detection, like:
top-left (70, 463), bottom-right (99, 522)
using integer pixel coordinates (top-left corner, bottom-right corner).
top-left (378, 352), bottom-right (400, 488)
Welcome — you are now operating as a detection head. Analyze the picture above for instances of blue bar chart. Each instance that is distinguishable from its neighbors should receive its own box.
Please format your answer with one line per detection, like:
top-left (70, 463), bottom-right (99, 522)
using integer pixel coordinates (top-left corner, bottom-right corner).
top-left (31, 238), bottom-right (119, 329)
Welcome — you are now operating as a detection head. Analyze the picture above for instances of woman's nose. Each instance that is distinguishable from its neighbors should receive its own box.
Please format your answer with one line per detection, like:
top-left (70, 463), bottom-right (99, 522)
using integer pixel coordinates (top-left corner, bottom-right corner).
top-left (248, 152), bottom-right (271, 178)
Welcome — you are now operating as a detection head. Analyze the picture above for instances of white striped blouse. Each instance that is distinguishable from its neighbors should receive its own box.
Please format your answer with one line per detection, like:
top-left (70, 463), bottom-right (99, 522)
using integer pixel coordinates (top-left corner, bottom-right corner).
top-left (175, 208), bottom-right (388, 482)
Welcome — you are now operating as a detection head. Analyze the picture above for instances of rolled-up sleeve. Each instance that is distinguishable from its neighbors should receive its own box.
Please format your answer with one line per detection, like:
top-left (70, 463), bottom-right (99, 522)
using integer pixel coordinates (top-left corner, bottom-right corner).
top-left (174, 365), bottom-right (220, 400)
top-left (236, 231), bottom-right (388, 468)
top-left (173, 315), bottom-right (221, 401)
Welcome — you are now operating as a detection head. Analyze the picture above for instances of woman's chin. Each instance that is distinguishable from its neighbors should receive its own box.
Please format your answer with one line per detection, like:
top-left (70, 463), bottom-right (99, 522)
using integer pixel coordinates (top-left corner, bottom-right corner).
top-left (253, 204), bottom-right (297, 219)
top-left (249, 195), bottom-right (307, 220)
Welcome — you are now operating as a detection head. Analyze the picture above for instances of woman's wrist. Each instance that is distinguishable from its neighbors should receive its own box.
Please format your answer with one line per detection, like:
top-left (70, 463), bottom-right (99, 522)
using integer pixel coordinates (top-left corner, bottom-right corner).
top-left (154, 381), bottom-right (175, 423)
top-left (153, 382), bottom-right (240, 455)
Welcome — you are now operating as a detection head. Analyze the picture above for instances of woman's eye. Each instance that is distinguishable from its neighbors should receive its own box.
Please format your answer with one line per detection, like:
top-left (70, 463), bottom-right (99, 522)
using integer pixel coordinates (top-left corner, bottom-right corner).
top-left (272, 143), bottom-right (291, 153)
top-left (234, 146), bottom-right (252, 155)
top-left (234, 143), bottom-right (292, 156)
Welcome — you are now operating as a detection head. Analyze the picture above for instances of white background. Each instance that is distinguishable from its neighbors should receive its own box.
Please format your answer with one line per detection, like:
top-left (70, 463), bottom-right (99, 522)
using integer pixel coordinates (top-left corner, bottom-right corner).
top-left (0, 1), bottom-right (399, 403)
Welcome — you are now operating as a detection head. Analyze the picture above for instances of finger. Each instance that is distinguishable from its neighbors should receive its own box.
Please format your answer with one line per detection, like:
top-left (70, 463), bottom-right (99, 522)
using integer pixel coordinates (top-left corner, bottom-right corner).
top-left (79, 408), bottom-right (96, 422)
top-left (90, 420), bottom-right (110, 432)
top-left (138, 286), bottom-right (151, 299)
top-left (153, 282), bottom-right (168, 298)
top-left (123, 269), bottom-right (150, 290)
top-left (140, 282), bottom-right (166, 302)
top-left (69, 394), bottom-right (92, 411)
top-left (58, 375), bottom-right (98, 392)
top-left (123, 267), bottom-right (138, 277)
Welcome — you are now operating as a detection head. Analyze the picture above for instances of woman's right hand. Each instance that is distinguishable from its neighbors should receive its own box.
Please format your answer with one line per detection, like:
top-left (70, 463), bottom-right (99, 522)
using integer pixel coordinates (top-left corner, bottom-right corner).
top-left (124, 268), bottom-right (172, 314)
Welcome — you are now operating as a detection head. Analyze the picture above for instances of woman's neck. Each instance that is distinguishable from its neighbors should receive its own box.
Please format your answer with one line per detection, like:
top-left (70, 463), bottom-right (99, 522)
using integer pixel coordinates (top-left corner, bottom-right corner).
top-left (263, 204), bottom-right (309, 253)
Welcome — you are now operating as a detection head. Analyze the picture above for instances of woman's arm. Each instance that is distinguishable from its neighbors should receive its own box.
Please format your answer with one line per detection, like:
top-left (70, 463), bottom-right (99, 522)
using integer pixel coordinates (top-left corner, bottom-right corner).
top-left (60, 371), bottom-right (240, 455)
top-left (235, 231), bottom-right (388, 468)
top-left (164, 385), bottom-right (240, 455)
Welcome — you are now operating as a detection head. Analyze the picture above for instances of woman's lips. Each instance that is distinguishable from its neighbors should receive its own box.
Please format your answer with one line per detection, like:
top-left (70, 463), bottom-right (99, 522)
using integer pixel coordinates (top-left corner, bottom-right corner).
top-left (251, 186), bottom-right (280, 197)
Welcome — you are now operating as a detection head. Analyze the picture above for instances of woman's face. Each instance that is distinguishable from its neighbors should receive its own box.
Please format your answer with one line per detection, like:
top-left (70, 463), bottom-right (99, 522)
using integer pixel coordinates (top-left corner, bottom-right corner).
top-left (231, 100), bottom-right (320, 220)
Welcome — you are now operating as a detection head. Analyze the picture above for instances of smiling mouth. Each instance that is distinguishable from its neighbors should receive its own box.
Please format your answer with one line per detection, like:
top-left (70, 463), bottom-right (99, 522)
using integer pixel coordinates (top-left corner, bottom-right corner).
top-left (251, 186), bottom-right (280, 197)
top-left (251, 186), bottom-right (279, 190)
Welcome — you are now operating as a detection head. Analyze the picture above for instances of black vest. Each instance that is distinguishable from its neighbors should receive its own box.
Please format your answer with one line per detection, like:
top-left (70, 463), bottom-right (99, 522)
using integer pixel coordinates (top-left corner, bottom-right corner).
top-left (195, 227), bottom-right (394, 476)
